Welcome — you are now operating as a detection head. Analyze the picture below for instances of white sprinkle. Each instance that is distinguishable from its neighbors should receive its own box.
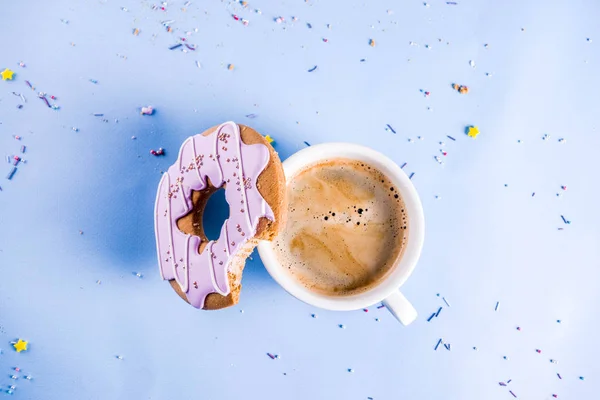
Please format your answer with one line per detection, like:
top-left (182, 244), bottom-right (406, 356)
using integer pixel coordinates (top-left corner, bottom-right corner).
top-left (196, 61), bottom-right (202, 69)
top-left (116, 355), bottom-right (123, 360)
top-left (469, 60), bottom-right (476, 68)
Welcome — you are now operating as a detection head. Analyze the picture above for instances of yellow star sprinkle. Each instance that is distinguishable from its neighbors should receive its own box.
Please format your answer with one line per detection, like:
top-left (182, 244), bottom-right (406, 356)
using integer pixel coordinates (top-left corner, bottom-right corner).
top-left (264, 135), bottom-right (274, 144)
top-left (1, 68), bottom-right (15, 81)
top-left (13, 339), bottom-right (28, 353)
top-left (467, 126), bottom-right (480, 138)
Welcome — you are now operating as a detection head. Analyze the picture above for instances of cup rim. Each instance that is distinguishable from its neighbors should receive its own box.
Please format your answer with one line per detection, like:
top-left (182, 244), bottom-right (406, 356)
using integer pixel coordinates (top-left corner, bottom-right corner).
top-left (257, 142), bottom-right (425, 311)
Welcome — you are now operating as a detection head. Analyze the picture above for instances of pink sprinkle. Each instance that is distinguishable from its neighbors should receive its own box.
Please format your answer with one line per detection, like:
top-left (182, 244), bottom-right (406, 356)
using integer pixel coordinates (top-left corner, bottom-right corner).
top-left (552, 395), bottom-right (557, 398)
top-left (424, 91), bottom-right (430, 97)
top-left (232, 14), bottom-right (240, 21)
top-left (441, 151), bottom-right (448, 156)
top-left (14, 368), bottom-right (20, 372)
top-left (323, 38), bottom-right (328, 42)
top-left (561, 185), bottom-right (567, 191)
top-left (363, 309), bottom-right (368, 312)
top-left (266, 353), bottom-right (275, 359)
top-left (536, 349), bottom-right (542, 353)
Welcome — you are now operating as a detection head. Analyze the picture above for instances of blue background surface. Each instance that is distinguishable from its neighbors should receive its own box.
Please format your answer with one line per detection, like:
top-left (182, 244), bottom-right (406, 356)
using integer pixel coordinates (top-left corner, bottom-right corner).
top-left (1, 0), bottom-right (599, 399)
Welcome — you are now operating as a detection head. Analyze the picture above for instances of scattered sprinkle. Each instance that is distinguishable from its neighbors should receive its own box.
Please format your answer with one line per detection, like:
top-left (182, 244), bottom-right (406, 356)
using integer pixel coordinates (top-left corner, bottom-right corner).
top-left (228, 64), bottom-right (235, 70)
top-left (536, 349), bottom-right (542, 353)
top-left (115, 355), bottom-right (123, 360)
top-left (400, 162), bottom-right (407, 169)
top-left (133, 28), bottom-right (140, 36)
top-left (509, 390), bottom-right (517, 398)
top-left (169, 43), bottom-right (183, 50)
top-left (377, 304), bottom-right (386, 309)
top-left (311, 313), bottom-right (317, 318)
top-left (303, 141), bottom-right (311, 147)
top-left (409, 172), bottom-right (415, 180)
top-left (141, 106), bottom-right (154, 115)
top-left (339, 324), bottom-right (345, 329)
top-left (266, 353), bottom-right (276, 359)
top-left (1, 68), bottom-right (15, 81)
top-left (495, 301), bottom-right (500, 311)
top-left (434, 338), bottom-right (443, 351)
top-left (150, 148), bottom-right (165, 156)
top-left (427, 313), bottom-right (436, 322)
top-left (6, 167), bottom-right (17, 180)
top-left (466, 126), bottom-right (480, 138)
top-left (386, 124), bottom-right (396, 134)
top-left (347, 368), bottom-right (354, 373)
top-left (245, 114), bottom-right (257, 119)
top-left (447, 135), bottom-right (456, 141)
top-left (557, 373), bottom-right (562, 379)
top-left (560, 215), bottom-right (570, 224)
top-left (435, 307), bottom-right (442, 317)
top-left (308, 65), bottom-right (318, 72)
top-left (369, 39), bottom-right (376, 47)
top-left (469, 60), bottom-right (475, 68)
top-left (12, 339), bottom-right (28, 353)
top-left (264, 135), bottom-right (274, 144)
top-left (452, 83), bottom-right (469, 94)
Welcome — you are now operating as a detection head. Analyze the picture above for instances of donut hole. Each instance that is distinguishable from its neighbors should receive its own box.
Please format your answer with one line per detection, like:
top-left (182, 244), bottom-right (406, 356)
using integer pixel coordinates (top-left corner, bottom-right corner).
top-left (202, 187), bottom-right (230, 241)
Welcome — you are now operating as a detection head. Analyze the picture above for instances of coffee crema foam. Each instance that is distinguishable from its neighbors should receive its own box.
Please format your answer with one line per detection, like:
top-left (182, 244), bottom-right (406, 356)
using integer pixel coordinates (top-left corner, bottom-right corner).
top-left (273, 158), bottom-right (408, 296)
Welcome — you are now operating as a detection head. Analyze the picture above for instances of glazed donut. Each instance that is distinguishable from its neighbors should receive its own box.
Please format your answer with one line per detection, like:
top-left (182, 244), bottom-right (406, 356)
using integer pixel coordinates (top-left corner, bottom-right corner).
top-left (154, 122), bottom-right (286, 309)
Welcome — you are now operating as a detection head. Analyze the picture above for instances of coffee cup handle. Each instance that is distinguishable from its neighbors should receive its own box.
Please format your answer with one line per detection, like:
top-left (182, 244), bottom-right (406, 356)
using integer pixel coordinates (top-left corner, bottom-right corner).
top-left (383, 291), bottom-right (418, 326)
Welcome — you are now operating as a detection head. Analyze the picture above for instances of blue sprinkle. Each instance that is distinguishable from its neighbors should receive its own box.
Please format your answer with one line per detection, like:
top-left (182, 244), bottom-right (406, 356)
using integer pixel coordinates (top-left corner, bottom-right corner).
top-left (447, 135), bottom-right (456, 141)
top-left (6, 167), bottom-right (17, 180)
top-left (409, 172), bottom-right (415, 180)
top-left (308, 66), bottom-right (318, 72)
top-left (386, 124), bottom-right (396, 134)
top-left (169, 43), bottom-right (183, 50)
top-left (427, 313), bottom-right (436, 322)
top-left (435, 307), bottom-right (442, 317)
top-left (303, 141), bottom-right (311, 147)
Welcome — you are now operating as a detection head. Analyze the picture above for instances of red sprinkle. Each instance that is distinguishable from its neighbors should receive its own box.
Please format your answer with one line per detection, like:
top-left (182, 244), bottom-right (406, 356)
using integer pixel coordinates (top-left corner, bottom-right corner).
top-left (363, 309), bottom-right (368, 312)
top-left (232, 14), bottom-right (240, 21)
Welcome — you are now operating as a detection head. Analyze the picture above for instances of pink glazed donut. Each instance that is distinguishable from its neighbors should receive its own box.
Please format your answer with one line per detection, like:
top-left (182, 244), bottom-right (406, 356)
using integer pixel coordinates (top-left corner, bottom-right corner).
top-left (154, 122), bottom-right (286, 309)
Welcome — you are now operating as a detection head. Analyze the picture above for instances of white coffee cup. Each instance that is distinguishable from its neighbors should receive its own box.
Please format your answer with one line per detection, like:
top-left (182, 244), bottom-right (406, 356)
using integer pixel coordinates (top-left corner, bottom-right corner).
top-left (257, 143), bottom-right (425, 325)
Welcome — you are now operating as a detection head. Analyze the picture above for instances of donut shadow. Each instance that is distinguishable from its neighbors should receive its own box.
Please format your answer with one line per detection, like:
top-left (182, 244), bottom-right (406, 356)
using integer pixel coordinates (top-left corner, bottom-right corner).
top-left (74, 115), bottom-right (298, 285)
